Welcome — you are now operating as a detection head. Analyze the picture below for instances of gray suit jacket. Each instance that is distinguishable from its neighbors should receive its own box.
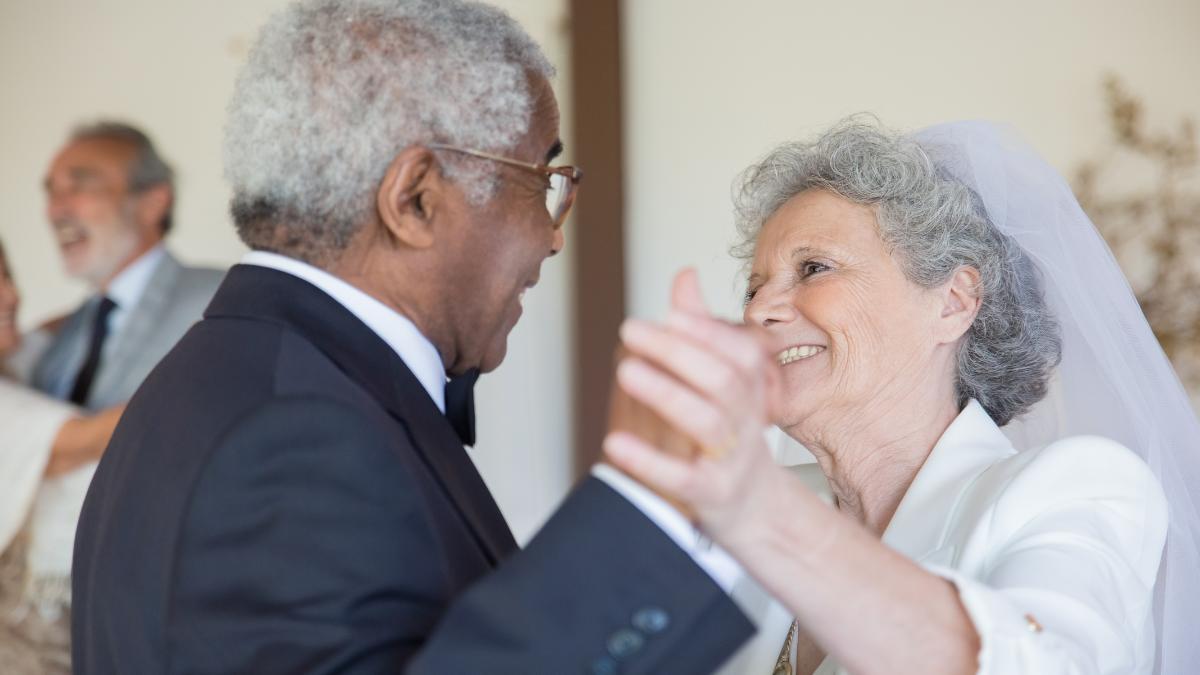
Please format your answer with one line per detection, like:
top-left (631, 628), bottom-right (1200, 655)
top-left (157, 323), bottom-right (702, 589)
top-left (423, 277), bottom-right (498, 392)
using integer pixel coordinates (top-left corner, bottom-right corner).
top-left (31, 251), bottom-right (224, 410)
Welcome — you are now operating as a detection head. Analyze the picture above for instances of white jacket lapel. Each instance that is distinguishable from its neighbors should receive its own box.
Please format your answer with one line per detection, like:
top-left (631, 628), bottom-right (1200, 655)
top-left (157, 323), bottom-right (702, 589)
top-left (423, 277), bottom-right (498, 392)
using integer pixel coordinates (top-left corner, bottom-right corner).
top-left (882, 401), bottom-right (1016, 562)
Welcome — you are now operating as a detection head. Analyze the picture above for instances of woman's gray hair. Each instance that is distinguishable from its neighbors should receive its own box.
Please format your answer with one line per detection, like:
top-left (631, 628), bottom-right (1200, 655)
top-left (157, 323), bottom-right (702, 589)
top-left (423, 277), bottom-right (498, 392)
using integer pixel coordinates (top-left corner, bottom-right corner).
top-left (224, 0), bottom-right (554, 264)
top-left (733, 117), bottom-right (1061, 426)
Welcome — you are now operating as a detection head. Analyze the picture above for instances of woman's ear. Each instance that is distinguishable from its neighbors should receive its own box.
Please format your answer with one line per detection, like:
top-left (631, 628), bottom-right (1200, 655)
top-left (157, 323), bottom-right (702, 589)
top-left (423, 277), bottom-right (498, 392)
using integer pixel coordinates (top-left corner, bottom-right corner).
top-left (935, 266), bottom-right (982, 344)
top-left (376, 146), bottom-right (442, 250)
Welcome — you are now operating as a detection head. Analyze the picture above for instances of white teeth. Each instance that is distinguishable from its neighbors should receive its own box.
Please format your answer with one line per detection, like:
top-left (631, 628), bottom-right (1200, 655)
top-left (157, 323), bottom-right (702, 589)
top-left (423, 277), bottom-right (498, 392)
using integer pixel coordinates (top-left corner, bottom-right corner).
top-left (777, 345), bottom-right (825, 365)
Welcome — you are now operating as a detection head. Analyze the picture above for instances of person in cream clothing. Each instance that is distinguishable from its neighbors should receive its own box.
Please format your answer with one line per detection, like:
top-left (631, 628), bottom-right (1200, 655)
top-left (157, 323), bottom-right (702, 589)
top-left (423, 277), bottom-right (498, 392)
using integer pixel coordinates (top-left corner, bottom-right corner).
top-left (606, 119), bottom-right (1196, 674)
top-left (0, 239), bottom-right (123, 674)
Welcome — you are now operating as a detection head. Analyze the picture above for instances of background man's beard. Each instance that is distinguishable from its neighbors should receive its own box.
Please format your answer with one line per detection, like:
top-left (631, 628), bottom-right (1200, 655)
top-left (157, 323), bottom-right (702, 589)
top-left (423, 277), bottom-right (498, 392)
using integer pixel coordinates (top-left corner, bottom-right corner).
top-left (72, 216), bottom-right (144, 288)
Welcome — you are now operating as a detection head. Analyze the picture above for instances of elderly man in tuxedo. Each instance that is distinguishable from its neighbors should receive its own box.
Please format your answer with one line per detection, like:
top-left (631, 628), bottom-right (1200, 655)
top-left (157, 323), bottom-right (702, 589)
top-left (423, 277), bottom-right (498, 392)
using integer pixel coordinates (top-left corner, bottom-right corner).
top-left (72, 1), bottom-right (755, 673)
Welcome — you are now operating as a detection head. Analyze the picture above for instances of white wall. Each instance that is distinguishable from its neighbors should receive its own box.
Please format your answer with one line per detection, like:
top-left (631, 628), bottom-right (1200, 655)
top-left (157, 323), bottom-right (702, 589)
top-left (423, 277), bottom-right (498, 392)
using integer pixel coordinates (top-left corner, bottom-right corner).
top-left (0, 0), bottom-right (574, 543)
top-left (623, 0), bottom-right (1200, 321)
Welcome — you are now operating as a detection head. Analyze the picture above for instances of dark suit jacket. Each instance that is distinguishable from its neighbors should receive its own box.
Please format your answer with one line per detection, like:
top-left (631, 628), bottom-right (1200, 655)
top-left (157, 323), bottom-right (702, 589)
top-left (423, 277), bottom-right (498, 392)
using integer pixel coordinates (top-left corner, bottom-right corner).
top-left (72, 264), bottom-right (753, 674)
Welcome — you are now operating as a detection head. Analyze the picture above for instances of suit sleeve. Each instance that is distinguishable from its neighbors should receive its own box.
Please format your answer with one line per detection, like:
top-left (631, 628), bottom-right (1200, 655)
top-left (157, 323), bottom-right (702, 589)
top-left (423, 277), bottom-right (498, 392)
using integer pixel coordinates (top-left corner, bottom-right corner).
top-left (171, 397), bottom-right (753, 675)
top-left (409, 476), bottom-right (754, 675)
top-left (926, 437), bottom-right (1167, 675)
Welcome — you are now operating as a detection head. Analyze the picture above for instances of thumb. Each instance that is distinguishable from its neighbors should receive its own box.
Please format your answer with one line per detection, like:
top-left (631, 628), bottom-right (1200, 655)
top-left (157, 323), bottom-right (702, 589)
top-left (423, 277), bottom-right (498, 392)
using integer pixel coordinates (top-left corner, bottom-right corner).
top-left (670, 268), bottom-right (709, 317)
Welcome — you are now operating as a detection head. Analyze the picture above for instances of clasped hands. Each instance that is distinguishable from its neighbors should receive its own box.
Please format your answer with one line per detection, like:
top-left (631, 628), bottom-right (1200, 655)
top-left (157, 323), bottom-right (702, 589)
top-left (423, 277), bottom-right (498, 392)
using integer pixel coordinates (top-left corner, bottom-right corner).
top-left (604, 268), bottom-right (790, 548)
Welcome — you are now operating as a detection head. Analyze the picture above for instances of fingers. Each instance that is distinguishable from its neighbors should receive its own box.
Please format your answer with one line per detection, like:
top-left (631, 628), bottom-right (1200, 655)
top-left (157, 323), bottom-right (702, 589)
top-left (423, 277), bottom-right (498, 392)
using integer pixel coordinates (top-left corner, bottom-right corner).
top-left (616, 357), bottom-right (734, 450)
top-left (670, 268), bottom-right (709, 317)
top-left (665, 309), bottom-right (782, 376)
top-left (621, 315), bottom-right (781, 421)
top-left (604, 430), bottom-right (697, 500)
top-left (619, 319), bottom-right (747, 410)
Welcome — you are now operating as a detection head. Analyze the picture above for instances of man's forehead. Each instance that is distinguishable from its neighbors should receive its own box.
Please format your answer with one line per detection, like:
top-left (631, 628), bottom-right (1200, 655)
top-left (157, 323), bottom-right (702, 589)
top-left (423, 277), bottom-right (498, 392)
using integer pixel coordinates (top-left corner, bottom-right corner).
top-left (524, 73), bottom-right (561, 159)
top-left (47, 139), bottom-right (133, 179)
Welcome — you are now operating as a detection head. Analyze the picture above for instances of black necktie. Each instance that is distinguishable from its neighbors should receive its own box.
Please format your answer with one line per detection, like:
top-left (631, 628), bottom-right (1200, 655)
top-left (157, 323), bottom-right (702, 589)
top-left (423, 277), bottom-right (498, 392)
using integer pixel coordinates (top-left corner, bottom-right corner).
top-left (444, 368), bottom-right (480, 446)
top-left (69, 296), bottom-right (117, 406)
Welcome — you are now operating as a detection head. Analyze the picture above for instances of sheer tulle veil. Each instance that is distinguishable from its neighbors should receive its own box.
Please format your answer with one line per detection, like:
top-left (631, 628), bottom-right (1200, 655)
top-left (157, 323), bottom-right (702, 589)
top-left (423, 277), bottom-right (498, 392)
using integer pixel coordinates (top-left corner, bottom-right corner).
top-left (911, 121), bottom-right (1200, 674)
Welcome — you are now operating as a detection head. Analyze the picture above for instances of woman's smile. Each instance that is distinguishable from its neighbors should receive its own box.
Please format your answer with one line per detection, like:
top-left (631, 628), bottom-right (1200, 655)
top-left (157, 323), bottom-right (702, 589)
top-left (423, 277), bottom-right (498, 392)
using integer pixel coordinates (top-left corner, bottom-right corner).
top-left (777, 344), bottom-right (826, 366)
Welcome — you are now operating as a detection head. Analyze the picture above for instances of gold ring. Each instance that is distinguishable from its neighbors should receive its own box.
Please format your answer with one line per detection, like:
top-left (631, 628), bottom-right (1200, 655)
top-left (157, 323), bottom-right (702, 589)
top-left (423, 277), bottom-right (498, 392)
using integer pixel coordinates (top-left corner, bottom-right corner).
top-left (700, 434), bottom-right (737, 459)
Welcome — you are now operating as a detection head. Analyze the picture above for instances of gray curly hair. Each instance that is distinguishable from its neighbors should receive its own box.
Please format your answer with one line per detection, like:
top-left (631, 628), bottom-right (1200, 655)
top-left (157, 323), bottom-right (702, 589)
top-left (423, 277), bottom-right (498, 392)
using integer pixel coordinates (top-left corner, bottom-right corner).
top-left (224, 0), bottom-right (554, 265)
top-left (733, 117), bottom-right (1061, 426)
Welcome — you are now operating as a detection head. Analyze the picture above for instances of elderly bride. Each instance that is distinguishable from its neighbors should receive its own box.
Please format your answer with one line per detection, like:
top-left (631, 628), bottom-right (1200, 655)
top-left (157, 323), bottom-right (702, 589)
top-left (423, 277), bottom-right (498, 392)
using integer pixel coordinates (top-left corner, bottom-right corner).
top-left (606, 119), bottom-right (1199, 674)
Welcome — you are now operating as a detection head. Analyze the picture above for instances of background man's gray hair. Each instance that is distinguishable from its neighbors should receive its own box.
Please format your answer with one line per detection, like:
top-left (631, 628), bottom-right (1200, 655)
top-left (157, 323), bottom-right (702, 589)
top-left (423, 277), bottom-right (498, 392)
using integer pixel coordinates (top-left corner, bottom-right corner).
top-left (733, 116), bottom-right (1062, 426)
top-left (224, 0), bottom-right (555, 265)
top-left (71, 121), bottom-right (176, 234)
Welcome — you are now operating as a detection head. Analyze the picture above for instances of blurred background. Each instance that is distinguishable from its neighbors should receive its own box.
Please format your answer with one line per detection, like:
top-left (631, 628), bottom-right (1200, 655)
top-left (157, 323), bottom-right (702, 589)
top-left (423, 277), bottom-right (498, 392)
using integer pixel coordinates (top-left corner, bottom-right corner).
top-left (2, 0), bottom-right (1197, 542)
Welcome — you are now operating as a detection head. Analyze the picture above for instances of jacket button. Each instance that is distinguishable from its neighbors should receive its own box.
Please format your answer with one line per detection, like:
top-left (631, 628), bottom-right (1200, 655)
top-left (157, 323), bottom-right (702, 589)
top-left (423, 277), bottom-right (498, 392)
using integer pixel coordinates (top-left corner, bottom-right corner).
top-left (607, 628), bottom-right (645, 658)
top-left (632, 607), bottom-right (670, 634)
top-left (589, 655), bottom-right (619, 675)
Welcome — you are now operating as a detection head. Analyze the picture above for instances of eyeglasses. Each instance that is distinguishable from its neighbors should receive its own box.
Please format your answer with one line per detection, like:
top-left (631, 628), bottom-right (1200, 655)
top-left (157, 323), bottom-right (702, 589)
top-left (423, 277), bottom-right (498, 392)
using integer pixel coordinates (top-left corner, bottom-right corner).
top-left (428, 144), bottom-right (583, 229)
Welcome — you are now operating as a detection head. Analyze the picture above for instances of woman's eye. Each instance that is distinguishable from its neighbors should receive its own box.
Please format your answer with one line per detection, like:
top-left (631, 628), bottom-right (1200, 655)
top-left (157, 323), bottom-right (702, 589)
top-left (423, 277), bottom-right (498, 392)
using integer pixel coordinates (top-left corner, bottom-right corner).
top-left (800, 261), bottom-right (829, 278)
top-left (743, 287), bottom-right (760, 305)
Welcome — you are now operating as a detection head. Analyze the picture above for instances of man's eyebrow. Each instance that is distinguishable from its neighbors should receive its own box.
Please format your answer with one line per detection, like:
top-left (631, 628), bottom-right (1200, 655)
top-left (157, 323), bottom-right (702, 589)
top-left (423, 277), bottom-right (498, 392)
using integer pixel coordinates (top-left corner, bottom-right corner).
top-left (43, 166), bottom-right (101, 191)
top-left (544, 139), bottom-right (563, 164)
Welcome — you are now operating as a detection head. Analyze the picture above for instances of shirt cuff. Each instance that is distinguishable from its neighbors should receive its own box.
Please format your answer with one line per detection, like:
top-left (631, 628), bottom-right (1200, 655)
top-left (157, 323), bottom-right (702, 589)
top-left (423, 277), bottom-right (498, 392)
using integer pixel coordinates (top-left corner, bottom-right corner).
top-left (592, 463), bottom-right (744, 594)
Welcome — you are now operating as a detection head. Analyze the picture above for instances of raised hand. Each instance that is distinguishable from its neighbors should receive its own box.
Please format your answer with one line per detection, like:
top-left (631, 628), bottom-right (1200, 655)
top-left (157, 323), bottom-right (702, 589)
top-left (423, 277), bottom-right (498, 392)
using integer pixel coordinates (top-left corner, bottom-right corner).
top-left (604, 269), bottom-right (790, 545)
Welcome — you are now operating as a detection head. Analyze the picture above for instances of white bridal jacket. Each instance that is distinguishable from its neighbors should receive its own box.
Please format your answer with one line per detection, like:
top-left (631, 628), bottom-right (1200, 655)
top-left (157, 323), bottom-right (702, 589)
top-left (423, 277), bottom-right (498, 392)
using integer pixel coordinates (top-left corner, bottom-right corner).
top-left (724, 399), bottom-right (1167, 675)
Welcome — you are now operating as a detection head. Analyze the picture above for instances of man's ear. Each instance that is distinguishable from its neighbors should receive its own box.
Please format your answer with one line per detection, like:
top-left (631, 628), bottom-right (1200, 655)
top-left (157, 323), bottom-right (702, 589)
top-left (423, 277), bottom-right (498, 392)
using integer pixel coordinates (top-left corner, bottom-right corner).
top-left (134, 184), bottom-right (172, 236)
top-left (934, 265), bottom-right (982, 345)
top-left (376, 146), bottom-right (442, 250)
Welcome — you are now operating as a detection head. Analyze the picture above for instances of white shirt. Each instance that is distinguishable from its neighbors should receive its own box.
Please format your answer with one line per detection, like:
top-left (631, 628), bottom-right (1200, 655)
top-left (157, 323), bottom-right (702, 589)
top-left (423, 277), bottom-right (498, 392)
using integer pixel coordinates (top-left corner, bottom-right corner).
top-left (105, 243), bottom-right (166, 339)
top-left (48, 245), bottom-right (167, 398)
top-left (240, 251), bottom-right (745, 594)
top-left (241, 251), bottom-right (445, 412)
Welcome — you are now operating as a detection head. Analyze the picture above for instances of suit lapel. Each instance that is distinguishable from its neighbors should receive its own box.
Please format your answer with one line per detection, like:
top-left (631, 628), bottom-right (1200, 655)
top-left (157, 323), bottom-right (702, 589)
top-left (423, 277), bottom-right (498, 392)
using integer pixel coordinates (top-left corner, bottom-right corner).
top-left (31, 304), bottom-right (91, 397)
top-left (91, 253), bottom-right (181, 402)
top-left (206, 265), bottom-right (518, 563)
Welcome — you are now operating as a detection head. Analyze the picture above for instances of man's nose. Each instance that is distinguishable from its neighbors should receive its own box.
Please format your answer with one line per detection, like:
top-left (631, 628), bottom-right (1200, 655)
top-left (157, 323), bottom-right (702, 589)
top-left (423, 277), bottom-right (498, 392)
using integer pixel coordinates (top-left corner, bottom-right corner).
top-left (548, 225), bottom-right (565, 257)
top-left (46, 192), bottom-right (70, 224)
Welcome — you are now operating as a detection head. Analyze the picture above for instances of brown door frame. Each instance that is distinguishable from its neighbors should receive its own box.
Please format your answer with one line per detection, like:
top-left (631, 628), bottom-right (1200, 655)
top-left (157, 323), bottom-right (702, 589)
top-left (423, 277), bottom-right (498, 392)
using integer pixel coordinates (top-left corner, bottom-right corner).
top-left (568, 0), bottom-right (626, 476)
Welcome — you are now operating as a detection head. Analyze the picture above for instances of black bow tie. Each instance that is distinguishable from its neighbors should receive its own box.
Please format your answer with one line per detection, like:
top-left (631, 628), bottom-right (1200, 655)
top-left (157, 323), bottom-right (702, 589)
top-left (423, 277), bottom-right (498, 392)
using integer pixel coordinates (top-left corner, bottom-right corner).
top-left (444, 368), bottom-right (480, 446)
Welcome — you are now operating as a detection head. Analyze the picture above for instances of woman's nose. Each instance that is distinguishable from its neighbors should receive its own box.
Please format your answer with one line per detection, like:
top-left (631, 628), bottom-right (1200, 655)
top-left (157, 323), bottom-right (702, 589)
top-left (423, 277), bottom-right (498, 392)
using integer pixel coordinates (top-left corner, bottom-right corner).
top-left (744, 286), bottom-right (797, 328)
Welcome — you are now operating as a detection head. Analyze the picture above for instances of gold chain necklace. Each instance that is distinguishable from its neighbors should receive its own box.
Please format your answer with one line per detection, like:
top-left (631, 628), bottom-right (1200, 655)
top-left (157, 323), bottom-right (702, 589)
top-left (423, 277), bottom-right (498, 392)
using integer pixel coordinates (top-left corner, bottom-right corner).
top-left (772, 620), bottom-right (799, 675)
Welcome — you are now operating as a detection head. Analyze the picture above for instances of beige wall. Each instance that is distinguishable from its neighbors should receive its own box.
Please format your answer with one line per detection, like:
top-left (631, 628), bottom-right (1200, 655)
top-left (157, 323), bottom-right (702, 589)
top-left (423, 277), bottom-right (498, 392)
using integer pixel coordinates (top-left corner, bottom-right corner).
top-left (622, 0), bottom-right (1200, 321)
top-left (0, 0), bottom-right (574, 543)
top-left (5, 0), bottom-right (1195, 541)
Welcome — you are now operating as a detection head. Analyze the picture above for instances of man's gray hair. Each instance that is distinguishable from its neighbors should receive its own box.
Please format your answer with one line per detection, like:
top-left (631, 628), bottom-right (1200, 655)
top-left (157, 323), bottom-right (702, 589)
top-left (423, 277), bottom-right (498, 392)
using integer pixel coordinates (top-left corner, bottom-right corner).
top-left (733, 117), bottom-right (1062, 426)
top-left (224, 0), bottom-right (554, 264)
top-left (71, 121), bottom-right (176, 234)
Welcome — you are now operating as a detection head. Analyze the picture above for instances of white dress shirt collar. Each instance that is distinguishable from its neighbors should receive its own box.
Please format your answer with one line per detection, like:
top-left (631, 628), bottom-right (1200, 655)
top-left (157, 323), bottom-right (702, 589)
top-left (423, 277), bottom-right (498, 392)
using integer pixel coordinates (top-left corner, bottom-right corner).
top-left (105, 244), bottom-right (166, 312)
top-left (240, 250), bottom-right (447, 412)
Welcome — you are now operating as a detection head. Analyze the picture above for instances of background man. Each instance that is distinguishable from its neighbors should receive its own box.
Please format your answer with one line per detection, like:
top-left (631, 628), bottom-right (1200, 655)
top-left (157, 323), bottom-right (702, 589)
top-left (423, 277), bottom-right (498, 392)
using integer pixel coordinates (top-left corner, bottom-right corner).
top-left (73, 1), bottom-right (754, 673)
top-left (32, 121), bottom-right (223, 411)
